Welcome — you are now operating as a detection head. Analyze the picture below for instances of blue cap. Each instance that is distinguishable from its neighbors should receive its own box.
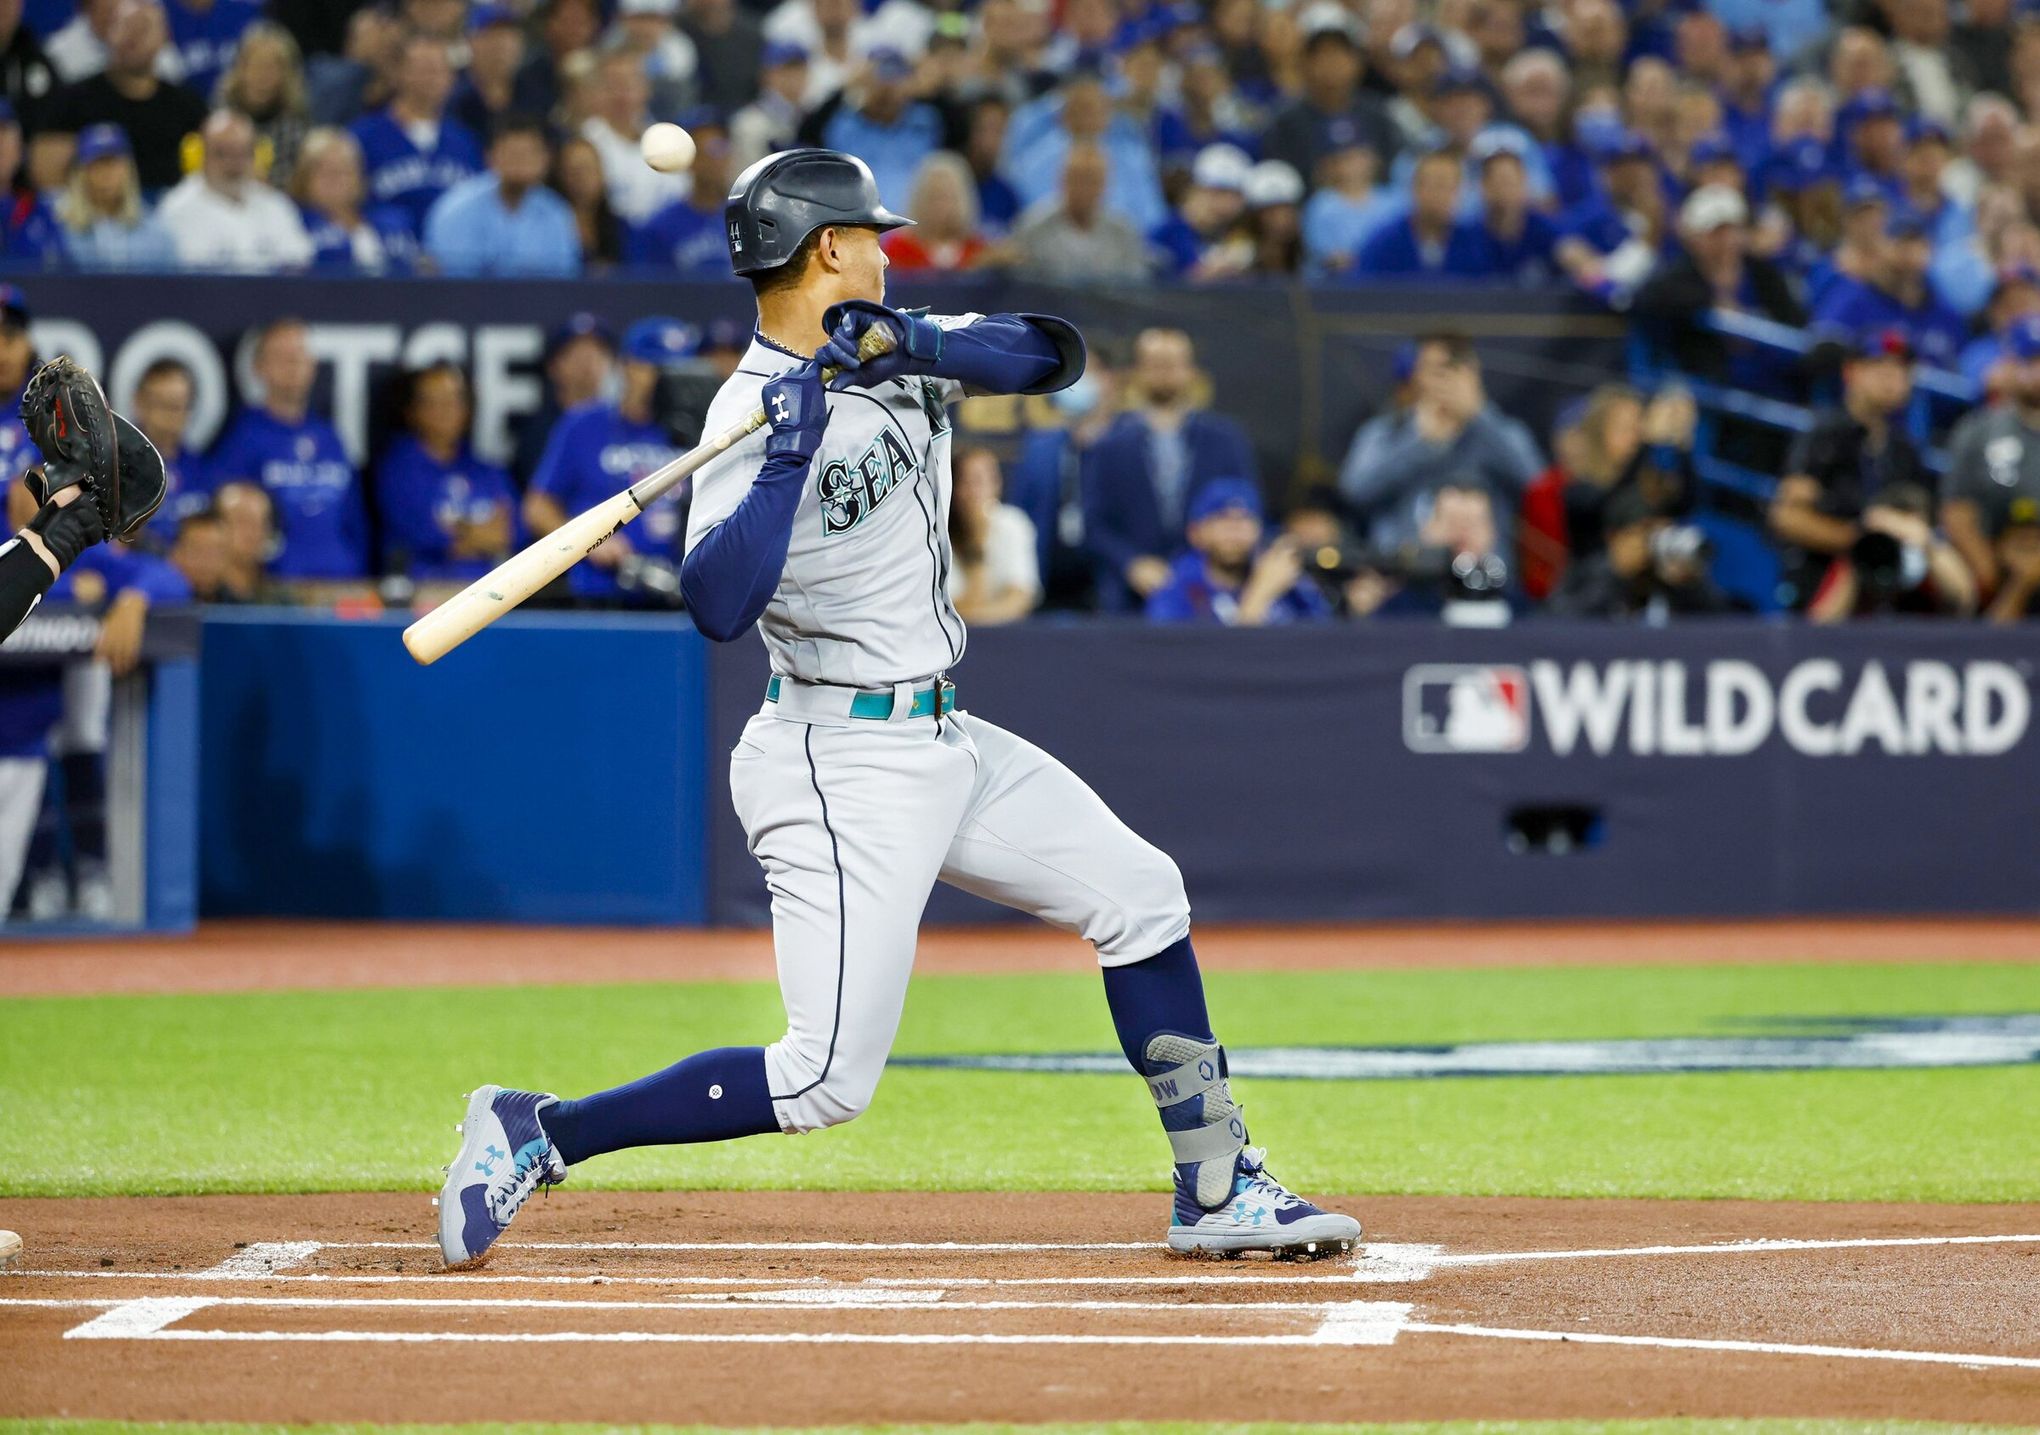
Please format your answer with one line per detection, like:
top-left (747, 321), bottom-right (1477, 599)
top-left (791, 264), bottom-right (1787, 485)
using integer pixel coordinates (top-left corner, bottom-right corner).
top-left (1844, 174), bottom-right (1890, 210)
top-left (1553, 394), bottom-right (1593, 434)
top-left (0, 283), bottom-right (30, 327)
top-left (1187, 478), bottom-right (1263, 525)
top-left (1589, 128), bottom-right (1653, 164)
top-left (673, 103), bottom-right (726, 134)
top-left (1727, 23), bottom-right (1770, 52)
top-left (545, 311), bottom-right (614, 358)
top-left (1842, 88), bottom-right (1901, 126)
top-left (74, 123), bottom-right (131, 164)
top-left (1886, 209), bottom-right (1930, 240)
top-left (1769, 136), bottom-right (1834, 192)
top-left (2007, 314), bottom-right (2040, 360)
top-left (761, 39), bottom-right (807, 68)
top-left (1906, 115), bottom-right (1952, 148)
top-left (1430, 64), bottom-right (1486, 99)
top-left (1849, 327), bottom-right (1912, 361)
top-left (621, 316), bottom-right (698, 364)
top-left (1467, 130), bottom-right (1529, 167)
top-left (1390, 340), bottom-right (1419, 384)
top-left (866, 46), bottom-right (913, 81)
top-left (704, 317), bottom-right (748, 352)
top-left (468, 3), bottom-right (517, 31)
top-left (1688, 132), bottom-right (1738, 169)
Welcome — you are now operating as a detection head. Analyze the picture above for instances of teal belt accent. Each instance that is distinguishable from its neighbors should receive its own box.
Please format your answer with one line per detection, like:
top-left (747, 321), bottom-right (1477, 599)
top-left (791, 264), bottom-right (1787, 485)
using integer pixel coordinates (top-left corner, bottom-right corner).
top-left (766, 674), bottom-right (956, 719)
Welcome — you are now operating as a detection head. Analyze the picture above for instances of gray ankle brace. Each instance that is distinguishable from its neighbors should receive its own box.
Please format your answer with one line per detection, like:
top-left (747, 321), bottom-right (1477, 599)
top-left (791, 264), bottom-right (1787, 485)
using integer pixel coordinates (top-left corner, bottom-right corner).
top-left (1142, 1032), bottom-right (1246, 1209)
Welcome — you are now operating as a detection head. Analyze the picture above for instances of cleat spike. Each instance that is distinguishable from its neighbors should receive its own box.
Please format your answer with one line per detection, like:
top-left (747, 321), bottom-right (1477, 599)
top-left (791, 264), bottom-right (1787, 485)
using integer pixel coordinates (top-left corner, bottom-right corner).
top-left (431, 1197), bottom-right (439, 1207)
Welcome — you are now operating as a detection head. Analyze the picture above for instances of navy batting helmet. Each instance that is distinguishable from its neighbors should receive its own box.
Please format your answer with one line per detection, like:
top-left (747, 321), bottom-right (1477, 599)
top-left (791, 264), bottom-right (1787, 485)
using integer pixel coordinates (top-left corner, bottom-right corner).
top-left (724, 148), bottom-right (913, 276)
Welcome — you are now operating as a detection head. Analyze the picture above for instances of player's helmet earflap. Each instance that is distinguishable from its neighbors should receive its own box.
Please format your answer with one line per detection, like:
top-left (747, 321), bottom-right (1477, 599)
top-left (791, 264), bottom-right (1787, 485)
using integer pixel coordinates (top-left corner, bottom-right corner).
top-left (724, 148), bottom-right (915, 276)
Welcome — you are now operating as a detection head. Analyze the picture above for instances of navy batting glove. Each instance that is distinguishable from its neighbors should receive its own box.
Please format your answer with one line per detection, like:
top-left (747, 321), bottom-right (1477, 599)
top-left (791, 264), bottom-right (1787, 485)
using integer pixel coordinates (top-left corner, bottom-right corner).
top-left (818, 300), bottom-right (943, 389)
top-left (762, 359), bottom-right (829, 461)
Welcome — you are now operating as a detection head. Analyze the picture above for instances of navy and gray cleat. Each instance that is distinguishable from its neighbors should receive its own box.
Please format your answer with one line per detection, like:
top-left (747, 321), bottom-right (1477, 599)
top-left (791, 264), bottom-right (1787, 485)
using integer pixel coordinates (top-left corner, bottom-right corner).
top-left (437, 1084), bottom-right (568, 1270)
top-left (1166, 1146), bottom-right (1362, 1260)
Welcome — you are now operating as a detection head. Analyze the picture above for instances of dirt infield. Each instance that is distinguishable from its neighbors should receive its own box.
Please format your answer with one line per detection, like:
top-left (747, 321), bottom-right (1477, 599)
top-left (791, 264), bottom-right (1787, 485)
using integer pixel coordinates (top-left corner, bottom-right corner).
top-left (5, 916), bottom-right (2038, 997)
top-left (2, 1192), bottom-right (2036, 1424)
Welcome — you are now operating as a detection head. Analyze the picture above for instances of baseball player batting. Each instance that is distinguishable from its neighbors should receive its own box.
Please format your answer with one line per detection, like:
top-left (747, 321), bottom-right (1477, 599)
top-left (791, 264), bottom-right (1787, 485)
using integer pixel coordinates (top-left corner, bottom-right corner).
top-left (438, 149), bottom-right (1359, 1267)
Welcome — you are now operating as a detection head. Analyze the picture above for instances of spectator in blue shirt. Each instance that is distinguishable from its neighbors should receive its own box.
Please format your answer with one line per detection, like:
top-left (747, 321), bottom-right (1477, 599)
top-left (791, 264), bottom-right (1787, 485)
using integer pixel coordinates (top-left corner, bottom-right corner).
top-left (164, 0), bottom-right (259, 101)
top-left (1717, 26), bottom-right (1776, 174)
top-left (1812, 212), bottom-right (1970, 374)
top-left (1081, 326), bottom-right (1257, 611)
top-left (524, 317), bottom-right (689, 604)
top-left (1839, 89), bottom-right (1906, 205)
top-left (375, 363), bottom-right (519, 583)
top-left (627, 108), bottom-right (736, 275)
top-left (1960, 265), bottom-right (2040, 400)
top-left (1898, 117), bottom-right (1971, 252)
top-left (1499, 49), bottom-right (1593, 211)
top-left (424, 113), bottom-right (580, 276)
top-left (1458, 132), bottom-right (1560, 283)
top-left (1145, 478), bottom-right (1331, 626)
top-left (208, 317), bottom-right (368, 580)
top-left (1552, 131), bottom-right (1673, 302)
top-left (129, 358), bottom-right (212, 549)
top-left (1302, 141), bottom-right (1394, 278)
top-left (1154, 43), bottom-right (1261, 166)
top-left (962, 96), bottom-right (1021, 237)
top-left (290, 125), bottom-right (406, 272)
top-left (52, 123), bottom-right (175, 270)
top-left (816, 48), bottom-right (942, 207)
top-left (0, 100), bottom-right (60, 265)
top-left (1149, 142), bottom-right (1249, 279)
top-left (347, 32), bottom-right (482, 238)
top-left (1003, 68), bottom-right (1167, 236)
top-left (1356, 148), bottom-right (1486, 277)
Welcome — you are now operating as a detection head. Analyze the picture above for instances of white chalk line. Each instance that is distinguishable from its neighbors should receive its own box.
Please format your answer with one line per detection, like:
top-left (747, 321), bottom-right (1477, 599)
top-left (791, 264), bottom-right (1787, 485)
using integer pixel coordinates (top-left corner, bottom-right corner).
top-left (1404, 1320), bottom-right (2040, 1371)
top-left (53, 1329), bottom-right (1396, 1347)
top-left (3, 1268), bottom-right (1388, 1289)
top-left (1427, 1233), bottom-right (2040, 1266)
top-left (5, 1293), bottom-right (1355, 1314)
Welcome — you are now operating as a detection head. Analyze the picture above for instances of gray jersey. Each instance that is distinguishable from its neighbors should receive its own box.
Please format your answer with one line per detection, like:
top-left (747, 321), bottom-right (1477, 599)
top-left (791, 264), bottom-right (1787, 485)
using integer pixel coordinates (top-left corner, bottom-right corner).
top-left (686, 323), bottom-right (978, 687)
top-left (1944, 407), bottom-right (2040, 535)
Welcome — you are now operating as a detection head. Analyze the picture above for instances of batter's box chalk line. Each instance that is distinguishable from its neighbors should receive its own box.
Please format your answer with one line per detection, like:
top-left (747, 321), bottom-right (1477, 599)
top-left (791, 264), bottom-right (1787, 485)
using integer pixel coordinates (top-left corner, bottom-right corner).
top-left (9, 1235), bottom-right (2039, 1367)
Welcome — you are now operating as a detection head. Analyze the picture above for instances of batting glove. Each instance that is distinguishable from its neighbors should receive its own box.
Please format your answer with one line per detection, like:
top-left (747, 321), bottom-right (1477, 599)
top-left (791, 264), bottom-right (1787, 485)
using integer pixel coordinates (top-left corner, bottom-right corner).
top-left (762, 359), bottom-right (830, 461)
top-left (818, 300), bottom-right (943, 388)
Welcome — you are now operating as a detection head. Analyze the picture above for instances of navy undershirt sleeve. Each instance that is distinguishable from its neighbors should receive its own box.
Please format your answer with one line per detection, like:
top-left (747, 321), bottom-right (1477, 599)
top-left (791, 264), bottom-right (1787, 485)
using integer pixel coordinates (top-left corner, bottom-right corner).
top-left (679, 448), bottom-right (813, 642)
top-left (931, 314), bottom-right (1084, 396)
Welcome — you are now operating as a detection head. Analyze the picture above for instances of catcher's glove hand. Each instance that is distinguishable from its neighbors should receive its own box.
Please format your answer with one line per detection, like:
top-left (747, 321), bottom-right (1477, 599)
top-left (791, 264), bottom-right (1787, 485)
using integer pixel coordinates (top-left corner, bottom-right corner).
top-left (19, 356), bottom-right (167, 541)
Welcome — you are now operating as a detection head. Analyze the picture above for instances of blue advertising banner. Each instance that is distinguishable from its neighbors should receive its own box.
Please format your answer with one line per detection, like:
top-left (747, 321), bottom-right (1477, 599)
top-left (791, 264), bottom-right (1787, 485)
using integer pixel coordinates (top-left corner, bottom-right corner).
top-left (707, 620), bottom-right (2040, 925)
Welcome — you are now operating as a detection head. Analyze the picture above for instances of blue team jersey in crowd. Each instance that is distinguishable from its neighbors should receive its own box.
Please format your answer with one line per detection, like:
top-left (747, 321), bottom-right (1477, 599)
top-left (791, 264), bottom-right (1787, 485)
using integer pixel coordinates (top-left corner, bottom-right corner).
top-left (1145, 550), bottom-right (1332, 625)
top-left (528, 402), bottom-right (682, 600)
top-left (0, 395), bottom-right (39, 482)
top-left (140, 448), bottom-right (213, 547)
top-left (52, 542), bottom-right (195, 607)
top-left (374, 435), bottom-right (518, 581)
top-left (1457, 211), bottom-right (1561, 283)
top-left (165, 0), bottom-right (259, 101)
top-left (1355, 215), bottom-right (1490, 277)
top-left (1811, 274), bottom-right (1970, 373)
top-left (3, 190), bottom-right (60, 265)
top-left (210, 408), bottom-right (367, 578)
top-left (626, 196), bottom-right (728, 275)
top-left (347, 109), bottom-right (483, 237)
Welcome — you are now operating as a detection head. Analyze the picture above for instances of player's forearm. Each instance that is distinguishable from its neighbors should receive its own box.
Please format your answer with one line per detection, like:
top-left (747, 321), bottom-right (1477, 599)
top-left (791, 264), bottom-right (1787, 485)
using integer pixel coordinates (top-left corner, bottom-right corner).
top-left (933, 314), bottom-right (1085, 396)
top-left (679, 451), bottom-right (811, 642)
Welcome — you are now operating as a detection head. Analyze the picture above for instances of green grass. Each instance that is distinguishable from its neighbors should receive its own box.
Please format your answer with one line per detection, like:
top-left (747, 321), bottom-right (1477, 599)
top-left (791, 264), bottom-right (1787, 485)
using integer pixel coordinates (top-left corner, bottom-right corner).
top-left (2, 964), bottom-right (2036, 1202)
top-left (2, 1422), bottom-right (2035, 1435)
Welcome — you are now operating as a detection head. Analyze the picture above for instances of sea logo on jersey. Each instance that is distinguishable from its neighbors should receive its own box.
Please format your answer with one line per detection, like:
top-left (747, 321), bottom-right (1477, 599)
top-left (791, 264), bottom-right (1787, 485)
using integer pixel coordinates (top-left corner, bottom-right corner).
top-left (1403, 664), bottom-right (1531, 753)
top-left (818, 428), bottom-right (917, 535)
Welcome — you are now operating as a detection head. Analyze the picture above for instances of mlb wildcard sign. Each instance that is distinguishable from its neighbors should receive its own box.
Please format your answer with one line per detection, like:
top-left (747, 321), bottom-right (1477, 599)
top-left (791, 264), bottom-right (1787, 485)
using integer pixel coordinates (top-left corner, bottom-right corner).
top-left (1407, 657), bottom-right (2031, 757)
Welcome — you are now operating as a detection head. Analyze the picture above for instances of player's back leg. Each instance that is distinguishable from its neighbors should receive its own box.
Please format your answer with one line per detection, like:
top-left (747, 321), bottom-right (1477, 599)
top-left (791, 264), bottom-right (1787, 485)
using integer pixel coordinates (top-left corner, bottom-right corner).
top-left (937, 713), bottom-right (1360, 1259)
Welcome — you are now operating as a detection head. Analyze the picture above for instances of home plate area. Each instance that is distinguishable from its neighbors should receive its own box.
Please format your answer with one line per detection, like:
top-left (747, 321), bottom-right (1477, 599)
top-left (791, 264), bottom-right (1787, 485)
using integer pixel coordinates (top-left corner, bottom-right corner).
top-left (1, 1192), bottom-right (2037, 1424)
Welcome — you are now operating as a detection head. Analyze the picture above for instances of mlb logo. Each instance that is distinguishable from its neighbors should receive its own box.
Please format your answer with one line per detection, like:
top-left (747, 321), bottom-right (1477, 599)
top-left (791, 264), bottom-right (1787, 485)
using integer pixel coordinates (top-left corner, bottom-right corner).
top-left (1403, 664), bottom-right (1531, 753)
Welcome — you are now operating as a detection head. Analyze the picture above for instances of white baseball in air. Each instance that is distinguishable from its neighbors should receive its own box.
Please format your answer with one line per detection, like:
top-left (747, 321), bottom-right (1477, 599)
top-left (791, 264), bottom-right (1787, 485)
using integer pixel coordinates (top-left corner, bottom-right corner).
top-left (640, 122), bottom-right (696, 174)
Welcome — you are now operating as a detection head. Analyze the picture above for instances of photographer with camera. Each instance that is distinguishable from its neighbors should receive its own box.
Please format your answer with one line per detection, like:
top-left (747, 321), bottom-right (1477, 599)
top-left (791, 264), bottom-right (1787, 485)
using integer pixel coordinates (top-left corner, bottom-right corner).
top-left (524, 316), bottom-right (690, 606)
top-left (1548, 486), bottom-right (1738, 621)
top-left (1144, 479), bottom-right (1332, 627)
top-left (1943, 314), bottom-right (2040, 600)
top-left (1347, 484), bottom-right (1518, 624)
top-left (1770, 328), bottom-right (1934, 611)
top-left (1805, 483), bottom-right (1975, 621)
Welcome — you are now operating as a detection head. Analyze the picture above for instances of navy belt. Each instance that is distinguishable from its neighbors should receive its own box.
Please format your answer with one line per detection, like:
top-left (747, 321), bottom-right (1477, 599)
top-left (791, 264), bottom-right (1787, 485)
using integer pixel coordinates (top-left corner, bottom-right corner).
top-left (766, 674), bottom-right (956, 719)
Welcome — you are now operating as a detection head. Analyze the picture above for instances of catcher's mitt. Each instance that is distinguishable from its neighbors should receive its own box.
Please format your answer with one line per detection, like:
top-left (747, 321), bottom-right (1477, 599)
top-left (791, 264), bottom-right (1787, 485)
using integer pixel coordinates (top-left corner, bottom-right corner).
top-left (19, 356), bottom-right (166, 541)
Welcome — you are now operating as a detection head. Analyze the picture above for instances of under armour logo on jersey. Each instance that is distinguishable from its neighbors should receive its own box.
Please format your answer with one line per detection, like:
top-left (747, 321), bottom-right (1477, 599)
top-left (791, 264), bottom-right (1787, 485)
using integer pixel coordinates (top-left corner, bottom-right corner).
top-left (818, 428), bottom-right (917, 535)
top-left (771, 393), bottom-right (791, 423)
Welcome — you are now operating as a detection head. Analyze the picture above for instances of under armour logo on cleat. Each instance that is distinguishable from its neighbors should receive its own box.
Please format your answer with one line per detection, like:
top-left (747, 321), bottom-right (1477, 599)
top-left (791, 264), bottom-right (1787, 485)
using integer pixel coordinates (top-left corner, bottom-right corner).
top-left (475, 1143), bottom-right (506, 1177)
top-left (1234, 1200), bottom-right (1266, 1226)
top-left (771, 393), bottom-right (791, 422)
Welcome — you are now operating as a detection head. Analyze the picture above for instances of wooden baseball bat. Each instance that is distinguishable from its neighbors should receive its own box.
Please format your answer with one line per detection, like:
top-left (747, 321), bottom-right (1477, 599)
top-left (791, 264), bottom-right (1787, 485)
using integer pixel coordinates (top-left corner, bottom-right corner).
top-left (402, 325), bottom-right (893, 665)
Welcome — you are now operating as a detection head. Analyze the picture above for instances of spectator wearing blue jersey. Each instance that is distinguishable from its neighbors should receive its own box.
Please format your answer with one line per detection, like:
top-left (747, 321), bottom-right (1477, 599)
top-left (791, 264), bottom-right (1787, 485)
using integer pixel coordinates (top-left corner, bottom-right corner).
top-left (1960, 265), bottom-right (2040, 400)
top-left (1499, 49), bottom-right (1592, 211)
top-left (0, 101), bottom-right (62, 264)
top-left (1356, 148), bottom-right (1485, 277)
top-left (1898, 117), bottom-right (1970, 252)
top-left (815, 48), bottom-right (941, 207)
top-left (1301, 142), bottom-right (1393, 277)
top-left (1145, 479), bottom-right (1331, 627)
top-left (1003, 68), bottom-right (1167, 236)
top-left (129, 358), bottom-right (211, 548)
top-left (1155, 44), bottom-right (1259, 166)
top-left (209, 317), bottom-right (367, 580)
top-left (626, 108), bottom-right (735, 275)
top-left (424, 113), bottom-right (579, 277)
top-left (1552, 131), bottom-right (1671, 302)
top-left (163, 0), bottom-right (257, 100)
top-left (961, 96), bottom-right (1020, 237)
top-left (1149, 142), bottom-right (1249, 279)
top-left (347, 32), bottom-right (480, 238)
top-left (524, 317), bottom-right (688, 604)
top-left (1686, 133), bottom-right (1744, 198)
top-left (1458, 133), bottom-right (1559, 284)
top-left (1812, 212), bottom-right (1970, 374)
top-left (1717, 27), bottom-right (1776, 174)
top-left (375, 364), bottom-right (518, 583)
top-left (1839, 89), bottom-right (1905, 206)
top-left (53, 124), bottom-right (175, 269)
top-left (289, 125), bottom-right (399, 272)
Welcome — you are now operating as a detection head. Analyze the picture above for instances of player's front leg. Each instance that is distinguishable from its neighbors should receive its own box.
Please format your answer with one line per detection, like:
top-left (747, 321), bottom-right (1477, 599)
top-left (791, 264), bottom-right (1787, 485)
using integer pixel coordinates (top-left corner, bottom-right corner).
top-left (437, 1084), bottom-right (569, 1269)
top-left (937, 714), bottom-right (1360, 1260)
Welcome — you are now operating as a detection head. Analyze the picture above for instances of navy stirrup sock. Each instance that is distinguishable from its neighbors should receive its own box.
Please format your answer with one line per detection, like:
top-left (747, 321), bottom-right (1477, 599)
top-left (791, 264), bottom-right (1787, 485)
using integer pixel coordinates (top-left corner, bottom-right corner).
top-left (1101, 935), bottom-right (1214, 1067)
top-left (540, 1046), bottom-right (779, 1167)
